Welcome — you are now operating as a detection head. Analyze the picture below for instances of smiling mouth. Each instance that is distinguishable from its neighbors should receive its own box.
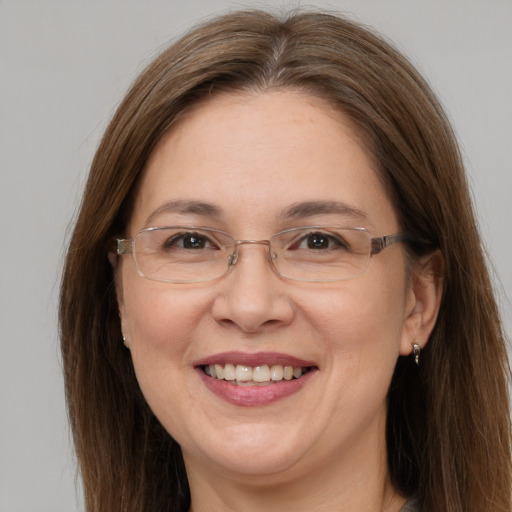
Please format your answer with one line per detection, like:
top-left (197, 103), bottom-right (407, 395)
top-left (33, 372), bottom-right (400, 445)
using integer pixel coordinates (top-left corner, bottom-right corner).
top-left (202, 364), bottom-right (313, 386)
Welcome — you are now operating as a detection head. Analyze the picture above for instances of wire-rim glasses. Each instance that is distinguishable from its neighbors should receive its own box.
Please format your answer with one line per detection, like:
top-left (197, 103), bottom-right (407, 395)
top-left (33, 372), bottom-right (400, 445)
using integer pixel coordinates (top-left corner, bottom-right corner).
top-left (116, 226), bottom-right (410, 283)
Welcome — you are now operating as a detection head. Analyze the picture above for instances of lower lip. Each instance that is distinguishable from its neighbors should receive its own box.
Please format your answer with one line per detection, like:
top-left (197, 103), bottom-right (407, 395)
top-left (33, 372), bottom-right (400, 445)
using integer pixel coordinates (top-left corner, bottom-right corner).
top-left (197, 368), bottom-right (317, 406)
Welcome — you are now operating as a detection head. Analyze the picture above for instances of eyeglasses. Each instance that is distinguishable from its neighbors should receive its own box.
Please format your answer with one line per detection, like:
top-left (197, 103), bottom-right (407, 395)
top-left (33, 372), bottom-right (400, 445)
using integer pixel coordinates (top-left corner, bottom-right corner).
top-left (116, 226), bottom-right (410, 283)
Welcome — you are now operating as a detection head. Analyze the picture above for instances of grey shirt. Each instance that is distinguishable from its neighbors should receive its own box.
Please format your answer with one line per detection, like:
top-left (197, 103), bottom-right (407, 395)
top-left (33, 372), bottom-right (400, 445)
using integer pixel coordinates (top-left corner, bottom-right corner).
top-left (400, 496), bottom-right (420, 512)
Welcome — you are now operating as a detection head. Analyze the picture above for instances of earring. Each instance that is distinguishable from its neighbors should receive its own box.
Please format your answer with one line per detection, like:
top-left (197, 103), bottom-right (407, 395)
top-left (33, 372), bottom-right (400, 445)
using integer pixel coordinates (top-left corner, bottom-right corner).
top-left (412, 343), bottom-right (421, 366)
top-left (122, 335), bottom-right (127, 346)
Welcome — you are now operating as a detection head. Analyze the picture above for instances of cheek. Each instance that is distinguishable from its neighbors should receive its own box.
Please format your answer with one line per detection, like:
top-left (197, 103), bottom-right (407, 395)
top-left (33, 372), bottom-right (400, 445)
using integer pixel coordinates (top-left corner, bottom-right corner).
top-left (124, 288), bottom-right (205, 355)
top-left (120, 267), bottom-right (213, 380)
top-left (300, 268), bottom-right (408, 374)
top-left (120, 282), bottom-right (216, 432)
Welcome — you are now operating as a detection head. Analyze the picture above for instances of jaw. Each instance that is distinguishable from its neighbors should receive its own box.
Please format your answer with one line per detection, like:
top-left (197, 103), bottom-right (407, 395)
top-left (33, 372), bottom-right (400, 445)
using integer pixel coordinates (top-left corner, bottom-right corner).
top-left (183, 402), bottom-right (393, 512)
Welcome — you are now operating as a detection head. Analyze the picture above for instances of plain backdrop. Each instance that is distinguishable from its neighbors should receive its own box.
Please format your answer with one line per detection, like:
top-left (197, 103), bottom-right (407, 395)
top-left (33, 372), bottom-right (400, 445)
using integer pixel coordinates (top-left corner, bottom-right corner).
top-left (0, 1), bottom-right (510, 510)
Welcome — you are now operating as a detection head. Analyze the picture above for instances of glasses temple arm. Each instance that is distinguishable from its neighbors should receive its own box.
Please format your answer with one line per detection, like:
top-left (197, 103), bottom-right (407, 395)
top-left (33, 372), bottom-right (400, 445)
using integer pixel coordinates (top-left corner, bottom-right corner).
top-left (370, 233), bottom-right (411, 255)
top-left (116, 239), bottom-right (133, 255)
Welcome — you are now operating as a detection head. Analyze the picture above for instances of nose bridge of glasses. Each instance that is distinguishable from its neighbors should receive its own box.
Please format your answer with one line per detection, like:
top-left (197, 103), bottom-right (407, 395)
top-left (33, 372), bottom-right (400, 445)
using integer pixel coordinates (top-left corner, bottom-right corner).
top-left (228, 239), bottom-right (273, 267)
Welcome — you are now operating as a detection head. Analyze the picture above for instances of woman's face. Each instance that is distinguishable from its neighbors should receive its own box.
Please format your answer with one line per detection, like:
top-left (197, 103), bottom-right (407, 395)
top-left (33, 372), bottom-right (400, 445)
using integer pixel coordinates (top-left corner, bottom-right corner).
top-left (118, 91), bottom-right (420, 484)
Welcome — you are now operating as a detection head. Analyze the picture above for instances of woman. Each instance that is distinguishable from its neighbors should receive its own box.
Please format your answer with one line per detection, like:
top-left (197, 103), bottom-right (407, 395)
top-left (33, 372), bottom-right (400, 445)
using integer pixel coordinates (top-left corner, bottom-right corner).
top-left (60, 10), bottom-right (511, 512)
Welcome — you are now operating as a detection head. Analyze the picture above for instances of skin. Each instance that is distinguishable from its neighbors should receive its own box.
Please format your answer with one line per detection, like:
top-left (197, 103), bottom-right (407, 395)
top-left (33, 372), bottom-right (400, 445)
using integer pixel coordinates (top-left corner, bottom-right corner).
top-left (117, 91), bottom-right (442, 512)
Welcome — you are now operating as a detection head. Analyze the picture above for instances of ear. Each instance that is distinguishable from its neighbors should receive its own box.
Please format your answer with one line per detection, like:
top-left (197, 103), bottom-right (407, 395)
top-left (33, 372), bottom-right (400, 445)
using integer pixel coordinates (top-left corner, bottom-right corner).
top-left (108, 251), bottom-right (118, 269)
top-left (399, 250), bottom-right (444, 356)
top-left (109, 252), bottom-right (130, 348)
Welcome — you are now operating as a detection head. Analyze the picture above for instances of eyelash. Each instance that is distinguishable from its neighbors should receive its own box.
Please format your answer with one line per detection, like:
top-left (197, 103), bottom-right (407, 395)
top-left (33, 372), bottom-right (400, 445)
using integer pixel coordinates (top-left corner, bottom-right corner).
top-left (163, 232), bottom-right (219, 250)
top-left (161, 230), bottom-right (351, 252)
top-left (291, 231), bottom-right (350, 251)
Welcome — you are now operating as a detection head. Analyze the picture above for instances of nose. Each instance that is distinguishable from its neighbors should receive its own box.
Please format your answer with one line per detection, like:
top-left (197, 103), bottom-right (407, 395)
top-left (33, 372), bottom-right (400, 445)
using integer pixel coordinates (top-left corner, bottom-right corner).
top-left (211, 242), bottom-right (294, 334)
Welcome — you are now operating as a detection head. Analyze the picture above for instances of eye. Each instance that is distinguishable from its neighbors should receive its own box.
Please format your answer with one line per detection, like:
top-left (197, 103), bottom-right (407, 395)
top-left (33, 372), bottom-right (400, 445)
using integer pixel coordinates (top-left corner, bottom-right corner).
top-left (293, 231), bottom-right (349, 251)
top-left (163, 232), bottom-right (219, 250)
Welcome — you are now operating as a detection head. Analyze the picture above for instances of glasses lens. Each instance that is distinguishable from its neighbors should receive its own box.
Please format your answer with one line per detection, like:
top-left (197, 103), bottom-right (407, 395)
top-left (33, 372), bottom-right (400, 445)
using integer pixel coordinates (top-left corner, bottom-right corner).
top-left (133, 227), bottom-right (234, 282)
top-left (271, 227), bottom-right (372, 282)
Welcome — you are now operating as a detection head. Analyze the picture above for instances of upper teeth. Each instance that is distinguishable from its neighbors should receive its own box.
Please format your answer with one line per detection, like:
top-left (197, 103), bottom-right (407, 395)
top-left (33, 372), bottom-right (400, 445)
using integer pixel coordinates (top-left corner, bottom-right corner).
top-left (204, 364), bottom-right (306, 383)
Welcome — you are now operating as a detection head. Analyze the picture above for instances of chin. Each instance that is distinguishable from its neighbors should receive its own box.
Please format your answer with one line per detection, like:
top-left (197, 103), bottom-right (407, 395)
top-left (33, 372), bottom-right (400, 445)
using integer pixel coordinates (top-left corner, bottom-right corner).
top-left (180, 423), bottom-right (312, 481)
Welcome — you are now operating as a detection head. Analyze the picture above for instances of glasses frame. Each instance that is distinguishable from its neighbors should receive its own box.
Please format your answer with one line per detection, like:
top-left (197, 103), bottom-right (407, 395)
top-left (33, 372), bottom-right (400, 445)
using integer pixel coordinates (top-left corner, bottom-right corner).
top-left (116, 225), bottom-right (410, 284)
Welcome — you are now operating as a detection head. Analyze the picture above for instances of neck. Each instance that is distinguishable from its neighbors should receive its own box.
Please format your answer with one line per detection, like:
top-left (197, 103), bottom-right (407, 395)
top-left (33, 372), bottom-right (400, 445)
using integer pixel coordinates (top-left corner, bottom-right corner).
top-left (188, 469), bottom-right (405, 512)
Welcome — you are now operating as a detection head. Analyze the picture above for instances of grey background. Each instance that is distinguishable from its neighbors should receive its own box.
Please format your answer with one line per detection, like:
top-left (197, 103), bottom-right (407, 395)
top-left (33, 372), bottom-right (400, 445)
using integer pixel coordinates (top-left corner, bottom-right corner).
top-left (1, 1), bottom-right (510, 510)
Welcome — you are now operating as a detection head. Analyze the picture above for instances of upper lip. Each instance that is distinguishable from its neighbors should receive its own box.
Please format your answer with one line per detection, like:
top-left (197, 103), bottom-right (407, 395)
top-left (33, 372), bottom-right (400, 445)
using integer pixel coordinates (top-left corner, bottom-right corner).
top-left (193, 351), bottom-right (317, 368)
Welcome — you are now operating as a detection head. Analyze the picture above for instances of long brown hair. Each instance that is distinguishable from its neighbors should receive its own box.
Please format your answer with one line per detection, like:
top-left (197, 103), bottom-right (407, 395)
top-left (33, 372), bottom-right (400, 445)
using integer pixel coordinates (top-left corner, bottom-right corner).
top-left (60, 10), bottom-right (511, 512)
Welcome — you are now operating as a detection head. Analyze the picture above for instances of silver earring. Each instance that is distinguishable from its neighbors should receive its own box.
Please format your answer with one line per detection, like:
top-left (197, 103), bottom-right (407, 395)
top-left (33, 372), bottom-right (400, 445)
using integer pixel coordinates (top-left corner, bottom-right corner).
top-left (413, 343), bottom-right (421, 366)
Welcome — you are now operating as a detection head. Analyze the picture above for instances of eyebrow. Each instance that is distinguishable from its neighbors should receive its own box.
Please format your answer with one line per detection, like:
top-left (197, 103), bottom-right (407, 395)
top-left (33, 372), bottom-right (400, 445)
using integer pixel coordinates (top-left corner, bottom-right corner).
top-left (145, 200), bottom-right (223, 226)
top-left (145, 199), bottom-right (369, 227)
top-left (279, 201), bottom-right (369, 222)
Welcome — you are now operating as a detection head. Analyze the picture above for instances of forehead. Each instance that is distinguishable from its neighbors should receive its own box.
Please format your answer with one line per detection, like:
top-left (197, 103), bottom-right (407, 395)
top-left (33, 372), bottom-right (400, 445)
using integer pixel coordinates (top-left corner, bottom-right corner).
top-left (129, 90), bottom-right (396, 234)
